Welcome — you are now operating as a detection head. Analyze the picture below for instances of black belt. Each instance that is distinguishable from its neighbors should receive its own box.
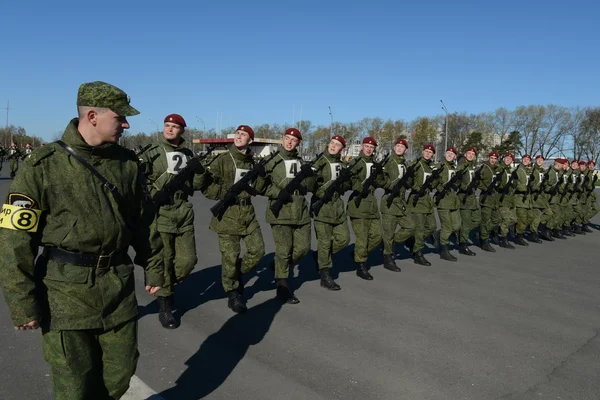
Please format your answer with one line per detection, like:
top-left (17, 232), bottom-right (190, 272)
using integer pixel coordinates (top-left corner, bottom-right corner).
top-left (233, 198), bottom-right (252, 206)
top-left (43, 247), bottom-right (128, 269)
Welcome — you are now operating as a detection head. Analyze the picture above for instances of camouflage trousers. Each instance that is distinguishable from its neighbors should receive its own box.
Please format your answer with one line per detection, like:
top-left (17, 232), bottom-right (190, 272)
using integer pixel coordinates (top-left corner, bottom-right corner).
top-left (498, 207), bottom-right (517, 238)
top-left (480, 205), bottom-right (501, 241)
top-left (271, 223), bottom-right (311, 279)
top-left (530, 206), bottom-right (553, 232)
top-left (515, 207), bottom-right (534, 234)
top-left (573, 198), bottom-right (587, 224)
top-left (410, 212), bottom-right (437, 253)
top-left (350, 217), bottom-right (383, 262)
top-left (459, 208), bottom-right (481, 244)
top-left (587, 192), bottom-right (599, 221)
top-left (381, 213), bottom-right (415, 255)
top-left (561, 203), bottom-right (573, 227)
top-left (438, 209), bottom-right (461, 246)
top-left (314, 220), bottom-right (350, 270)
top-left (549, 204), bottom-right (563, 230)
top-left (156, 230), bottom-right (197, 297)
top-left (9, 159), bottom-right (18, 177)
top-left (218, 225), bottom-right (265, 292)
top-left (42, 319), bottom-right (138, 400)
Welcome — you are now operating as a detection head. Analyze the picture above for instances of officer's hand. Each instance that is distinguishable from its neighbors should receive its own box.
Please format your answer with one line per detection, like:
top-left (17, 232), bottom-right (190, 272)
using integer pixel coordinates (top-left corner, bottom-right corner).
top-left (296, 184), bottom-right (308, 195)
top-left (373, 163), bottom-right (384, 174)
top-left (277, 189), bottom-right (291, 203)
top-left (15, 320), bottom-right (39, 331)
top-left (145, 285), bottom-right (161, 294)
top-left (300, 164), bottom-right (314, 177)
top-left (187, 159), bottom-right (205, 174)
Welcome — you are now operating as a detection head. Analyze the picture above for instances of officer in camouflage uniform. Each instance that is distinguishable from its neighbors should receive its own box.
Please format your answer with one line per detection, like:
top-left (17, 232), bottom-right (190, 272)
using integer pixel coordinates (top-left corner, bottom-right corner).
top-left (406, 144), bottom-right (438, 266)
top-left (0, 81), bottom-right (164, 400)
top-left (347, 137), bottom-right (385, 280)
top-left (576, 161), bottom-right (594, 233)
top-left (585, 160), bottom-right (599, 227)
top-left (557, 160), bottom-right (575, 236)
top-left (478, 151), bottom-right (501, 252)
top-left (568, 160), bottom-right (585, 235)
top-left (433, 147), bottom-right (462, 262)
top-left (529, 155), bottom-right (555, 241)
top-left (512, 154), bottom-right (535, 246)
top-left (264, 128), bottom-right (315, 304)
top-left (456, 147), bottom-right (481, 256)
top-left (8, 142), bottom-right (22, 178)
top-left (311, 135), bottom-right (350, 290)
top-left (496, 153), bottom-right (517, 249)
top-left (546, 158), bottom-right (567, 239)
top-left (380, 138), bottom-right (416, 271)
top-left (139, 113), bottom-right (206, 329)
top-left (203, 125), bottom-right (267, 313)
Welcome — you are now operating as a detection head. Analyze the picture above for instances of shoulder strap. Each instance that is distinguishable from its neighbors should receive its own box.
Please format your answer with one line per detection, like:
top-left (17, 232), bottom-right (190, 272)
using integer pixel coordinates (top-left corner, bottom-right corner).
top-left (55, 140), bottom-right (128, 207)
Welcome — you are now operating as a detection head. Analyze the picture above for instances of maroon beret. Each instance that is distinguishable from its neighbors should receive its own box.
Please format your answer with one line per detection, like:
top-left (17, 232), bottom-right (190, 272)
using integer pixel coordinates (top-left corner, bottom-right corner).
top-left (571, 159), bottom-right (579, 165)
top-left (579, 160), bottom-right (587, 166)
top-left (466, 147), bottom-right (477, 154)
top-left (522, 154), bottom-right (531, 160)
top-left (285, 128), bottom-right (302, 140)
top-left (395, 138), bottom-right (408, 148)
top-left (488, 151), bottom-right (499, 158)
top-left (331, 135), bottom-right (346, 148)
top-left (423, 144), bottom-right (436, 154)
top-left (535, 155), bottom-right (544, 160)
top-left (505, 153), bottom-right (515, 160)
top-left (362, 137), bottom-right (377, 146)
top-left (237, 125), bottom-right (254, 139)
top-left (446, 147), bottom-right (458, 155)
top-left (164, 113), bottom-right (186, 127)
top-left (588, 160), bottom-right (596, 166)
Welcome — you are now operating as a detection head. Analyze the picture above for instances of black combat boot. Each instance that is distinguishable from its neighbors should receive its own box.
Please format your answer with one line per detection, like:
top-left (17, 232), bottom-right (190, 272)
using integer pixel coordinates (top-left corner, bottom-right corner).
top-left (552, 229), bottom-right (567, 239)
top-left (405, 236), bottom-right (415, 253)
top-left (514, 233), bottom-right (529, 246)
top-left (356, 262), bottom-right (374, 280)
top-left (572, 223), bottom-right (585, 235)
top-left (235, 259), bottom-right (244, 295)
top-left (227, 291), bottom-right (247, 313)
top-left (439, 245), bottom-right (457, 262)
top-left (412, 251), bottom-right (431, 266)
top-left (490, 229), bottom-right (500, 245)
top-left (499, 236), bottom-right (515, 249)
top-left (383, 254), bottom-right (401, 272)
top-left (480, 240), bottom-right (496, 252)
top-left (562, 226), bottom-right (574, 237)
top-left (540, 229), bottom-right (554, 241)
top-left (319, 268), bottom-right (341, 290)
top-left (275, 278), bottom-right (299, 304)
top-left (158, 296), bottom-right (178, 329)
top-left (432, 231), bottom-right (441, 249)
top-left (582, 224), bottom-right (593, 233)
top-left (527, 232), bottom-right (542, 243)
top-left (458, 243), bottom-right (476, 256)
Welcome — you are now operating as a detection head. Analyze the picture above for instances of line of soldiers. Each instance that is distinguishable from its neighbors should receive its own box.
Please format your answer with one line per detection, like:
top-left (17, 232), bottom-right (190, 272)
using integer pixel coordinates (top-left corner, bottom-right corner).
top-left (0, 142), bottom-right (34, 178)
top-left (138, 118), bottom-right (600, 329)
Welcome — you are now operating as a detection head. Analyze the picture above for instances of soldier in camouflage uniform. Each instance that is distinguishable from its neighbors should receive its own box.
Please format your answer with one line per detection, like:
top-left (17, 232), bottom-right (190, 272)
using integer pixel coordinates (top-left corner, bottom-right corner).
top-left (585, 160), bottom-right (599, 227)
top-left (380, 138), bottom-right (416, 271)
top-left (203, 125), bottom-right (267, 313)
top-left (310, 135), bottom-right (350, 290)
top-left (557, 160), bottom-right (575, 236)
top-left (7, 142), bottom-right (22, 178)
top-left (433, 147), bottom-right (462, 262)
top-left (546, 158), bottom-right (568, 239)
top-left (347, 137), bottom-right (385, 280)
top-left (568, 160), bottom-right (586, 235)
top-left (139, 113), bottom-right (206, 329)
top-left (496, 153), bottom-right (518, 249)
top-left (406, 144), bottom-right (438, 266)
top-left (529, 155), bottom-right (555, 241)
top-left (576, 161), bottom-right (594, 233)
top-left (478, 151), bottom-right (501, 252)
top-left (512, 154), bottom-right (535, 246)
top-left (456, 147), bottom-right (481, 256)
top-left (0, 81), bottom-right (164, 400)
top-left (264, 128), bottom-right (315, 304)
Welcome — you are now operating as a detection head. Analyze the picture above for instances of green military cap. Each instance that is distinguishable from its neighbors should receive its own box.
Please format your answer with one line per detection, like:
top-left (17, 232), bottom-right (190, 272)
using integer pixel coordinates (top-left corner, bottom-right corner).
top-left (77, 81), bottom-right (140, 116)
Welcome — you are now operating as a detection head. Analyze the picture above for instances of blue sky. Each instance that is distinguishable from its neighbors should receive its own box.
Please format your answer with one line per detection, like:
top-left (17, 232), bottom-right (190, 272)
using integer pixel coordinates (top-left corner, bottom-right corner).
top-left (1, 0), bottom-right (598, 141)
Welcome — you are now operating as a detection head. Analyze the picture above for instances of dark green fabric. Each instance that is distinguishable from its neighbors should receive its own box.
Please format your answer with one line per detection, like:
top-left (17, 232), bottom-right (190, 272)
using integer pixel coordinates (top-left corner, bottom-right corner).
top-left (350, 217), bottom-right (382, 262)
top-left (218, 228), bottom-right (265, 292)
top-left (314, 220), bottom-right (350, 269)
top-left (271, 223), bottom-right (311, 279)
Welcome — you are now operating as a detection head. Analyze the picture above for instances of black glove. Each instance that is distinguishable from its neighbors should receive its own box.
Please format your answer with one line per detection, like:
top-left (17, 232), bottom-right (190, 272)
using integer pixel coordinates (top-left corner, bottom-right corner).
top-left (296, 184), bottom-right (308, 195)
top-left (187, 158), bottom-right (205, 174)
top-left (373, 163), bottom-right (384, 174)
top-left (276, 189), bottom-right (291, 203)
top-left (255, 163), bottom-right (267, 177)
top-left (222, 191), bottom-right (237, 205)
top-left (300, 164), bottom-right (314, 177)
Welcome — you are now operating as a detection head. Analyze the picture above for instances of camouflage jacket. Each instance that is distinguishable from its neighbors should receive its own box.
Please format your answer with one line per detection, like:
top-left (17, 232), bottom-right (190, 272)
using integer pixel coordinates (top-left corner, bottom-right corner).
top-left (139, 136), bottom-right (207, 234)
top-left (203, 145), bottom-right (266, 235)
top-left (311, 150), bottom-right (349, 224)
top-left (0, 119), bottom-right (163, 330)
top-left (407, 157), bottom-right (435, 214)
top-left (380, 152), bottom-right (409, 216)
top-left (347, 151), bottom-right (385, 219)
top-left (478, 161), bottom-right (500, 207)
top-left (433, 159), bottom-right (461, 210)
top-left (456, 158), bottom-right (479, 210)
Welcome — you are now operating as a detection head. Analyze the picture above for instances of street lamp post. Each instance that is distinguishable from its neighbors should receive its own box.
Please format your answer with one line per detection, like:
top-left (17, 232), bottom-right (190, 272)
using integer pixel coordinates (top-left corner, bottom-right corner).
top-left (196, 116), bottom-right (205, 154)
top-left (328, 106), bottom-right (333, 136)
top-left (149, 119), bottom-right (159, 141)
top-left (440, 100), bottom-right (449, 152)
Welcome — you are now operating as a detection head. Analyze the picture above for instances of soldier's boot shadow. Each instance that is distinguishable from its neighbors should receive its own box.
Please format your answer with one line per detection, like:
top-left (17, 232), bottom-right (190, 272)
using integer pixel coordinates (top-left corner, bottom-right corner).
top-left (159, 298), bottom-right (283, 400)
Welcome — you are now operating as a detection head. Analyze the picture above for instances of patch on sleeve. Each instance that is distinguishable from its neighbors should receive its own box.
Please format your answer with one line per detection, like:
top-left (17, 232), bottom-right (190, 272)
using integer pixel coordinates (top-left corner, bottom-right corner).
top-left (0, 204), bottom-right (42, 232)
top-left (8, 193), bottom-right (37, 209)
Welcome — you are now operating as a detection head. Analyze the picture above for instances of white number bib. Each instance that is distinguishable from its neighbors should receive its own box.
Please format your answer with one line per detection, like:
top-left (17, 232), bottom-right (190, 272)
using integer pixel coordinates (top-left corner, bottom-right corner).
top-left (448, 169), bottom-right (456, 184)
top-left (234, 168), bottom-right (250, 184)
top-left (364, 162), bottom-right (373, 180)
top-left (539, 172), bottom-right (545, 182)
top-left (284, 160), bottom-right (300, 179)
top-left (166, 151), bottom-right (188, 174)
top-left (330, 163), bottom-right (341, 181)
top-left (398, 164), bottom-right (406, 178)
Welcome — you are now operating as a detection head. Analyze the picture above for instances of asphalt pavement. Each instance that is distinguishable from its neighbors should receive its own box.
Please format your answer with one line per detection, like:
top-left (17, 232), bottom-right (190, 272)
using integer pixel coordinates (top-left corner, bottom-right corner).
top-left (1, 163), bottom-right (600, 400)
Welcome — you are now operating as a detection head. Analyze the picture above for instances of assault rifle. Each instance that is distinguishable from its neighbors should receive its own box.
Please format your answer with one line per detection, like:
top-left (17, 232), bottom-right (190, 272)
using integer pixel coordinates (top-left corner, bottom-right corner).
top-left (482, 170), bottom-right (502, 197)
top-left (354, 152), bottom-right (390, 207)
top-left (270, 152), bottom-right (323, 217)
top-left (152, 146), bottom-right (216, 207)
top-left (499, 169), bottom-right (519, 203)
top-left (433, 164), bottom-right (465, 206)
top-left (385, 162), bottom-right (420, 207)
top-left (311, 157), bottom-right (361, 216)
top-left (411, 163), bottom-right (445, 207)
top-left (210, 150), bottom-right (280, 219)
top-left (533, 169), bottom-right (551, 201)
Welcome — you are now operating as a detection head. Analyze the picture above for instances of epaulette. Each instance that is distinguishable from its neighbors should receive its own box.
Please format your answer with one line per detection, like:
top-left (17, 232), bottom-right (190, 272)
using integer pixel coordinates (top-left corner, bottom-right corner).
top-left (27, 145), bottom-right (56, 166)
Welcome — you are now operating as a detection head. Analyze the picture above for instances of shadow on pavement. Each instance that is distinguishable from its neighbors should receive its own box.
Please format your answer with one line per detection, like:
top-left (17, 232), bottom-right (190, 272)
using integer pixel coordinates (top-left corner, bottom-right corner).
top-left (158, 298), bottom-right (283, 400)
